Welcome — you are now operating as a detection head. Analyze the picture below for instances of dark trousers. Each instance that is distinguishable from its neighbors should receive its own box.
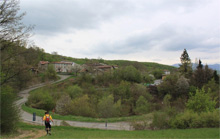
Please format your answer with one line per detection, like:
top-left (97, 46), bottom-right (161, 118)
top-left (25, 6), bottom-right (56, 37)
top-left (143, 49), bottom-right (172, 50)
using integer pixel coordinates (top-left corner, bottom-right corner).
top-left (45, 122), bottom-right (51, 130)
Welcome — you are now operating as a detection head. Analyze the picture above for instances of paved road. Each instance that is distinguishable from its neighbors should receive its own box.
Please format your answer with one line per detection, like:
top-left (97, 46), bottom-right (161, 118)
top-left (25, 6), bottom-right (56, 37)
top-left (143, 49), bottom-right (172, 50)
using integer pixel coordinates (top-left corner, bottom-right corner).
top-left (16, 75), bottom-right (132, 130)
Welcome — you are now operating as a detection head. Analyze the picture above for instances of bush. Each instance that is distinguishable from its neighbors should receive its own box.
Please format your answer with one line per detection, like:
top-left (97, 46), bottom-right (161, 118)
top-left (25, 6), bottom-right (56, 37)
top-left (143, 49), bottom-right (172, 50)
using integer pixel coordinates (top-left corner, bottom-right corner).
top-left (1, 86), bottom-right (20, 134)
top-left (135, 96), bottom-right (150, 115)
top-left (55, 95), bottom-right (72, 115)
top-left (131, 120), bottom-right (150, 130)
top-left (70, 95), bottom-right (97, 117)
top-left (186, 88), bottom-right (216, 113)
top-left (170, 110), bottom-right (198, 129)
top-left (170, 110), bottom-right (219, 129)
top-left (27, 90), bottom-right (55, 111)
top-left (66, 85), bottom-right (83, 99)
top-left (150, 111), bottom-right (170, 129)
top-left (97, 95), bottom-right (122, 118)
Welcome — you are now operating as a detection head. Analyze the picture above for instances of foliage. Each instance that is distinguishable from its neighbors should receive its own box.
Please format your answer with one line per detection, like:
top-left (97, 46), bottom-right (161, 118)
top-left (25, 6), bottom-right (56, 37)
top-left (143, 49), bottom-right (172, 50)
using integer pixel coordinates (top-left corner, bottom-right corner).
top-left (71, 63), bottom-right (82, 76)
top-left (193, 60), bottom-right (214, 88)
top-left (134, 96), bottom-right (150, 114)
top-left (0, 0), bottom-right (33, 134)
top-left (66, 85), bottom-right (83, 99)
top-left (55, 95), bottom-right (72, 115)
top-left (0, 0), bottom-right (32, 42)
top-left (150, 111), bottom-right (170, 129)
top-left (186, 88), bottom-right (216, 113)
top-left (142, 73), bottom-right (154, 84)
top-left (157, 74), bottom-right (179, 98)
top-left (163, 94), bottom-right (172, 108)
top-left (170, 110), bottom-right (219, 129)
top-left (27, 90), bottom-right (55, 111)
top-left (213, 70), bottom-right (219, 84)
top-left (70, 95), bottom-right (97, 117)
top-left (179, 49), bottom-right (192, 78)
top-left (22, 104), bottom-right (153, 123)
top-left (114, 65), bottom-right (142, 83)
top-left (152, 69), bottom-right (163, 79)
top-left (44, 64), bottom-right (58, 81)
top-left (0, 86), bottom-right (20, 134)
top-left (175, 76), bottom-right (189, 97)
top-left (97, 95), bottom-right (122, 118)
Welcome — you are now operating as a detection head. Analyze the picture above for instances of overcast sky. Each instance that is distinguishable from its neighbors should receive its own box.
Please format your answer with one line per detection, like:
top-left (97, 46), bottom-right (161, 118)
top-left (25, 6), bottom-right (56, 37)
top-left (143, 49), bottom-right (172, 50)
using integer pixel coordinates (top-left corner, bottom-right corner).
top-left (20, 0), bottom-right (220, 65)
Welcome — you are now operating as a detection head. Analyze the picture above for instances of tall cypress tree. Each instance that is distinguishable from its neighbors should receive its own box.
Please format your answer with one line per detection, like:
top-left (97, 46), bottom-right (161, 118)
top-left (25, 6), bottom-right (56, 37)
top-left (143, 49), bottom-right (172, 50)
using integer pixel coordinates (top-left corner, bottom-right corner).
top-left (179, 49), bottom-right (192, 78)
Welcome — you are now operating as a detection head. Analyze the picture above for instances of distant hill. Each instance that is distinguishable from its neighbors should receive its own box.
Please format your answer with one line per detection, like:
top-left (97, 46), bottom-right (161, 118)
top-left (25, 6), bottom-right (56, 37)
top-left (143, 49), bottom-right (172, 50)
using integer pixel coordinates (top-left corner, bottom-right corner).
top-left (172, 63), bottom-right (220, 71)
top-left (208, 64), bottom-right (220, 71)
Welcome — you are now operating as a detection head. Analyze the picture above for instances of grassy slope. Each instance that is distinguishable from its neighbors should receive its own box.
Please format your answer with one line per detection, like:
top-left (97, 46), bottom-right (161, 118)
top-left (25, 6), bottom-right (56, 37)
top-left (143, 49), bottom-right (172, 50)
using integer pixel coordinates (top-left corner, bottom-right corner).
top-left (22, 104), bottom-right (152, 123)
top-left (5, 122), bottom-right (219, 139)
top-left (43, 127), bottom-right (219, 139)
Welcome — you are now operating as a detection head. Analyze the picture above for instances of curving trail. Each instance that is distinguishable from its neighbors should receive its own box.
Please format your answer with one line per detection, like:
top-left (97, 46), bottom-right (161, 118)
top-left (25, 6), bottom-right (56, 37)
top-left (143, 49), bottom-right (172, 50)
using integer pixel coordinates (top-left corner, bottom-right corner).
top-left (16, 75), bottom-right (132, 131)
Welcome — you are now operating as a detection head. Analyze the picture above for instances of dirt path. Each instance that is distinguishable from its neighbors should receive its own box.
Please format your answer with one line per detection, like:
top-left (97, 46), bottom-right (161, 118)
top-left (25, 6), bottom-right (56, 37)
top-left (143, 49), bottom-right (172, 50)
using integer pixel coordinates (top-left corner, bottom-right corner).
top-left (16, 75), bottom-right (133, 131)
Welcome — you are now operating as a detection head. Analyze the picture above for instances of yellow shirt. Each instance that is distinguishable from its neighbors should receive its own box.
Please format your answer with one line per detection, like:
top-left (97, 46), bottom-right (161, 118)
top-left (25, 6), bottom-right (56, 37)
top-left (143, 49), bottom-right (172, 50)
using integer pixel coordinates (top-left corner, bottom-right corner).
top-left (43, 114), bottom-right (53, 121)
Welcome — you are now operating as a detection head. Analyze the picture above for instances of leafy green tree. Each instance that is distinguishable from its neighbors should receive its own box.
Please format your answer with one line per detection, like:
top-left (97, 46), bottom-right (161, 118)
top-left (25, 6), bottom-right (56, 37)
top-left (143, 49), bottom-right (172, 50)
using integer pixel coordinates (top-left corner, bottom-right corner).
top-left (0, 0), bottom-right (33, 134)
top-left (152, 69), bottom-right (163, 79)
top-left (142, 73), bottom-right (154, 84)
top-left (213, 70), bottom-right (219, 84)
top-left (176, 76), bottom-right (189, 97)
top-left (193, 59), bottom-right (205, 88)
top-left (55, 95), bottom-right (72, 115)
top-left (27, 90), bottom-right (55, 111)
top-left (204, 65), bottom-right (213, 83)
top-left (163, 94), bottom-right (172, 108)
top-left (97, 95), bottom-right (121, 118)
top-left (114, 65), bottom-right (142, 83)
top-left (203, 78), bottom-right (219, 103)
top-left (45, 64), bottom-right (57, 80)
top-left (130, 83), bottom-right (152, 107)
top-left (157, 74), bottom-right (179, 98)
top-left (135, 96), bottom-right (150, 114)
top-left (186, 88), bottom-right (216, 113)
top-left (179, 49), bottom-right (192, 78)
top-left (70, 95), bottom-right (97, 117)
top-left (66, 85), bottom-right (83, 99)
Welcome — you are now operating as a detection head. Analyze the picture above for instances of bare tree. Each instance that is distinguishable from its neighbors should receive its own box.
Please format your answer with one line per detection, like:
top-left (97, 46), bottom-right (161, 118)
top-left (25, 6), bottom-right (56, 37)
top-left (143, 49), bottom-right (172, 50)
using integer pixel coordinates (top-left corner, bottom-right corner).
top-left (71, 63), bottom-right (82, 76)
top-left (0, 0), bottom-right (33, 50)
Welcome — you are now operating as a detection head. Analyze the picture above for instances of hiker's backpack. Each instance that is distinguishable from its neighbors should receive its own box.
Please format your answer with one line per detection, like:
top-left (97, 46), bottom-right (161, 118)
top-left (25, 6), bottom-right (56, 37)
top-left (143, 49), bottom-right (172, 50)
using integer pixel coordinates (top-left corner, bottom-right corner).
top-left (46, 115), bottom-right (50, 123)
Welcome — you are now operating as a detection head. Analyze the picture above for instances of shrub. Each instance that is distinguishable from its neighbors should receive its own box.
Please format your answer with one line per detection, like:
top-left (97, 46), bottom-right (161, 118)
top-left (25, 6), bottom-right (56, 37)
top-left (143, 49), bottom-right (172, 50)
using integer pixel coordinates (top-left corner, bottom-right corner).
top-left (199, 110), bottom-right (219, 127)
top-left (135, 96), bottom-right (150, 115)
top-left (70, 95), bottom-right (97, 117)
top-left (97, 95), bottom-right (122, 118)
top-left (66, 85), bottom-right (83, 99)
top-left (186, 88), bottom-right (216, 113)
top-left (55, 95), bottom-right (72, 115)
top-left (170, 110), bottom-right (219, 129)
top-left (150, 111), bottom-right (170, 129)
top-left (45, 64), bottom-right (57, 80)
top-left (170, 110), bottom-right (198, 129)
top-left (27, 90), bottom-right (55, 111)
top-left (131, 121), bottom-right (149, 130)
top-left (1, 86), bottom-right (19, 134)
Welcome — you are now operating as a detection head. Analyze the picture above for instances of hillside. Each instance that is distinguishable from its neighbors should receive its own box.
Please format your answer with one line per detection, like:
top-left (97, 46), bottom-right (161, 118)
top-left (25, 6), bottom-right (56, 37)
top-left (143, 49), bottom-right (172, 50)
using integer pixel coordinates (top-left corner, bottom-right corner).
top-left (43, 52), bottom-right (176, 72)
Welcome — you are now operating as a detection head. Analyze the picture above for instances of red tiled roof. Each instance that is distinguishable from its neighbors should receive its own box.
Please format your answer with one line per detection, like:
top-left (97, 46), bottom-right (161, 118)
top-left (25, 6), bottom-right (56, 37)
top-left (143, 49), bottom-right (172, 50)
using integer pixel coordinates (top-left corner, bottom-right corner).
top-left (97, 65), bottom-right (112, 69)
top-left (51, 62), bottom-right (73, 64)
top-left (40, 61), bottom-right (49, 65)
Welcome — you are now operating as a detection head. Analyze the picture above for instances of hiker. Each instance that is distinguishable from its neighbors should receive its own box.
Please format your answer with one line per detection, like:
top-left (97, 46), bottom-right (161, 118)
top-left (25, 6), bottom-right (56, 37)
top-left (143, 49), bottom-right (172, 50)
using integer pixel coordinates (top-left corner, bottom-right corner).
top-left (43, 111), bottom-right (53, 135)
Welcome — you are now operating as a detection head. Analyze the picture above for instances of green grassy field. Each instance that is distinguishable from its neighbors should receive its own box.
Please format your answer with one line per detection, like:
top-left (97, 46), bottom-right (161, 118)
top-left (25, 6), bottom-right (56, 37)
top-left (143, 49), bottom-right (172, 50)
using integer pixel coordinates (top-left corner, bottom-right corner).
top-left (22, 104), bottom-right (152, 123)
top-left (4, 122), bottom-right (219, 139)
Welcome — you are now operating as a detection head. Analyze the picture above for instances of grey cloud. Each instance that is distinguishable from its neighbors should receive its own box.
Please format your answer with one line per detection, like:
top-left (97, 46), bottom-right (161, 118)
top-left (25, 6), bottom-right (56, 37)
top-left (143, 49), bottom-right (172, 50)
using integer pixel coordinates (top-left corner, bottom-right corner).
top-left (20, 0), bottom-right (134, 35)
top-left (90, 24), bottom-right (219, 55)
